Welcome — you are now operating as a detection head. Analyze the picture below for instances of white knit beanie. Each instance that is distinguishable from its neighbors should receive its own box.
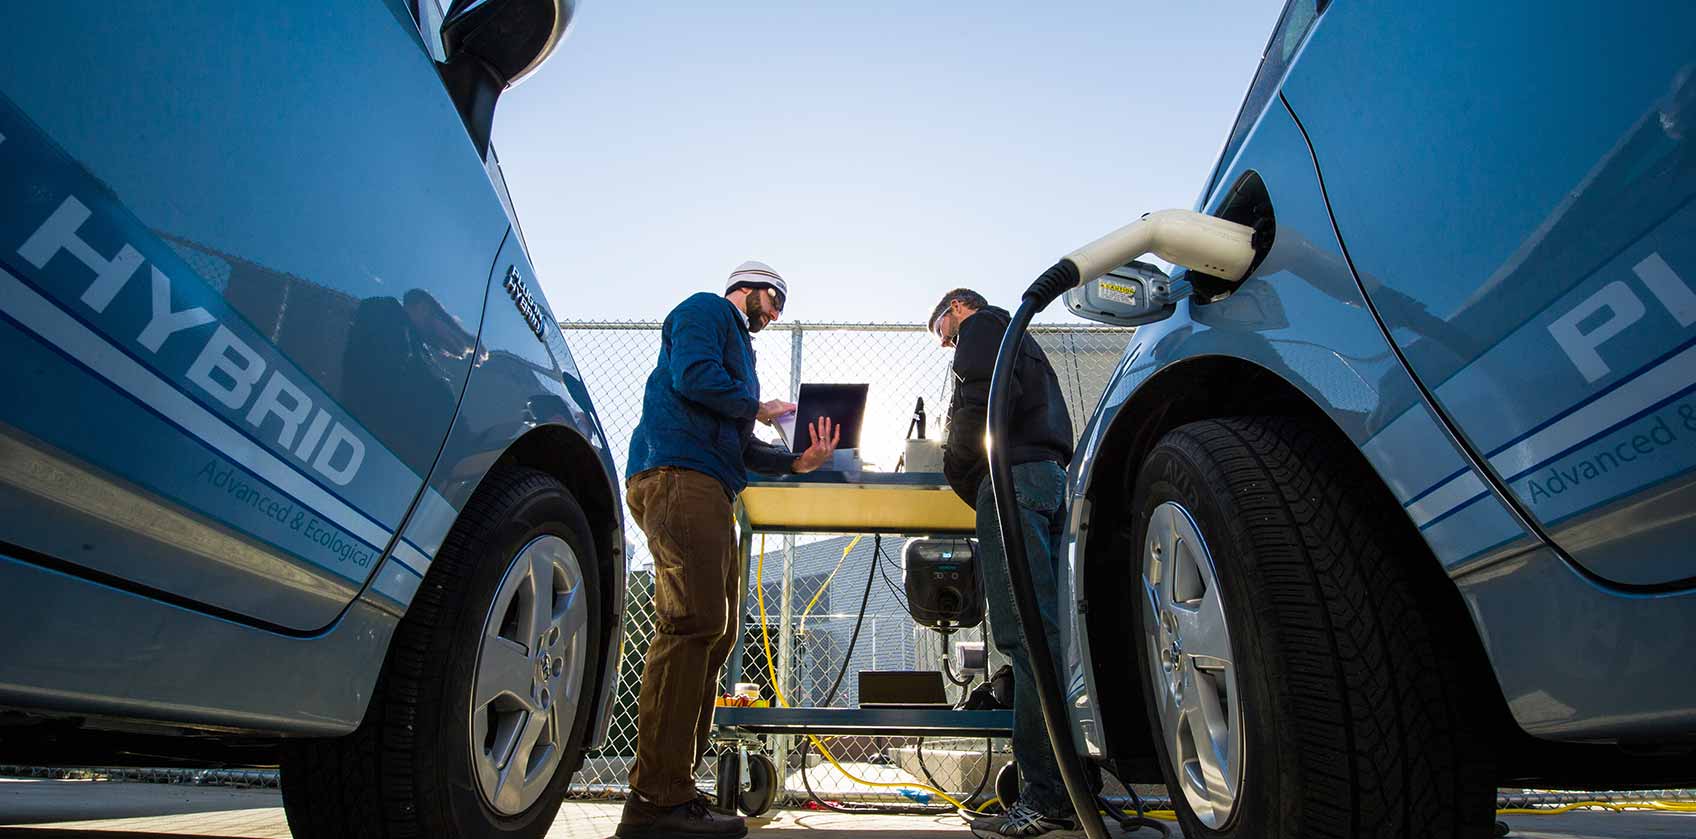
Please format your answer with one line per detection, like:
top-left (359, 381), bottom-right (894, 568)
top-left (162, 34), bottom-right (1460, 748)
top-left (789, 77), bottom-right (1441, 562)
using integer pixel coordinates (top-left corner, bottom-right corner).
top-left (725, 260), bottom-right (788, 301)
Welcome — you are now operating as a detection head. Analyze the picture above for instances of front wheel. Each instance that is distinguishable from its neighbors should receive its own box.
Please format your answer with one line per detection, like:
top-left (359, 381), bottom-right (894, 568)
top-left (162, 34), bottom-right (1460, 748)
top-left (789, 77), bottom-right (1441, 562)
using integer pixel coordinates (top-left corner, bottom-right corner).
top-left (1130, 417), bottom-right (1495, 839)
top-left (281, 467), bottom-right (603, 838)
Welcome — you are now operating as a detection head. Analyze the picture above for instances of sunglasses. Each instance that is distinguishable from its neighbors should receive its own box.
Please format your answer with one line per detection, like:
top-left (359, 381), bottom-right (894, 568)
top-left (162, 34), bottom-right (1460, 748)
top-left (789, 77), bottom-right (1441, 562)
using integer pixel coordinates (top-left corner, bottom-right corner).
top-left (765, 287), bottom-right (786, 314)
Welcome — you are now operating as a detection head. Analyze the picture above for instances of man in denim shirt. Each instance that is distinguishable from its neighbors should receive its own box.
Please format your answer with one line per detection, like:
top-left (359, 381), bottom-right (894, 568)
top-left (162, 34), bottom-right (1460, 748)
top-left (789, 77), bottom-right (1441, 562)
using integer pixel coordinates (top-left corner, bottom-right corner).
top-left (618, 262), bottom-right (839, 839)
top-left (929, 288), bottom-right (1078, 839)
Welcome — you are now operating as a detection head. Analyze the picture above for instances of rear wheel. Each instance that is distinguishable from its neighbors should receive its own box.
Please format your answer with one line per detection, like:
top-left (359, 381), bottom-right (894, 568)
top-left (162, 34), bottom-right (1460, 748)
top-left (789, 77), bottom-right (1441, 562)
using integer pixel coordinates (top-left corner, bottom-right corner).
top-left (281, 467), bottom-right (603, 838)
top-left (1129, 417), bottom-right (1494, 838)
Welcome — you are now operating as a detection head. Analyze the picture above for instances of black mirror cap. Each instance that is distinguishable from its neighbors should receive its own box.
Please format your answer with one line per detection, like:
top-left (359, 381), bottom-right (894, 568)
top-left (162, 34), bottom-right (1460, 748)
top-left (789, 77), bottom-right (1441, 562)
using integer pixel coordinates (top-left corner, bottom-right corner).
top-left (440, 0), bottom-right (575, 157)
top-left (443, 0), bottom-right (576, 90)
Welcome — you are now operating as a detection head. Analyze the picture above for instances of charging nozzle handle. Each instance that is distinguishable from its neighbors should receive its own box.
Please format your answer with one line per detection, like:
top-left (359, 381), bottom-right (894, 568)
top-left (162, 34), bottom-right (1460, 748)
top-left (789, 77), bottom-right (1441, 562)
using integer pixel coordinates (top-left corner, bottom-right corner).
top-left (1027, 210), bottom-right (1257, 310)
top-left (986, 290), bottom-right (1110, 839)
top-left (1025, 258), bottom-right (1084, 308)
top-left (1065, 209), bottom-right (1257, 287)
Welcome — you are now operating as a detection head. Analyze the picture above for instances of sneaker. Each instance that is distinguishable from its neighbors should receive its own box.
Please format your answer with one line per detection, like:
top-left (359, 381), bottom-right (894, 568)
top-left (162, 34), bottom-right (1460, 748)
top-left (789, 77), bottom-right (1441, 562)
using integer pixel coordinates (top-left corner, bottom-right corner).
top-left (615, 793), bottom-right (748, 839)
top-left (969, 801), bottom-right (1080, 838)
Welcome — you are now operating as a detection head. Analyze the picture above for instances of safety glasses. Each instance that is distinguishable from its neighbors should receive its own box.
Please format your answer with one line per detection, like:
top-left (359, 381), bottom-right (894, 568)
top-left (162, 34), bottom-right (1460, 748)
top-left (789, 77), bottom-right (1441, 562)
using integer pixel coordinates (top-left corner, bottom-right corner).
top-left (931, 308), bottom-right (956, 347)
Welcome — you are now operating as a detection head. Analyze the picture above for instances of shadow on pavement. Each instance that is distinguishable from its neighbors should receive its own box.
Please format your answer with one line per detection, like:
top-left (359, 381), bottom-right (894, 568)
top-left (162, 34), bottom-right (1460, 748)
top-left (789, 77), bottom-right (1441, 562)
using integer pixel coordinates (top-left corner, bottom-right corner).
top-left (0, 831), bottom-right (233, 839)
top-left (0, 779), bottom-right (281, 825)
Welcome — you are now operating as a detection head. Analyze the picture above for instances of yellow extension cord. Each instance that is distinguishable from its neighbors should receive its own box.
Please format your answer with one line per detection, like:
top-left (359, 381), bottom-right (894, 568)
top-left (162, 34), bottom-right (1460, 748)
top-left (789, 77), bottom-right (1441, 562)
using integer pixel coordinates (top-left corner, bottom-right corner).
top-left (797, 535), bottom-right (860, 634)
top-left (1497, 799), bottom-right (1696, 816)
top-left (756, 535), bottom-right (970, 811)
top-left (754, 537), bottom-right (1692, 826)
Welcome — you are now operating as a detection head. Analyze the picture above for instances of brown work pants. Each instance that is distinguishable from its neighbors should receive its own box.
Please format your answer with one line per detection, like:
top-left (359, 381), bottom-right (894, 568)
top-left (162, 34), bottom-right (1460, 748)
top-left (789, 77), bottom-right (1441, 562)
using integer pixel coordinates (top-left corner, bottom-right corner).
top-left (625, 466), bottom-right (740, 806)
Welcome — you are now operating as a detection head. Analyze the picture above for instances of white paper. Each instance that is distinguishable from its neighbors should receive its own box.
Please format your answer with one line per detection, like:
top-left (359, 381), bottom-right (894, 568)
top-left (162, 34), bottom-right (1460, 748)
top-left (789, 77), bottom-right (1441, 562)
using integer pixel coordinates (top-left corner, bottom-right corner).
top-left (775, 410), bottom-right (798, 449)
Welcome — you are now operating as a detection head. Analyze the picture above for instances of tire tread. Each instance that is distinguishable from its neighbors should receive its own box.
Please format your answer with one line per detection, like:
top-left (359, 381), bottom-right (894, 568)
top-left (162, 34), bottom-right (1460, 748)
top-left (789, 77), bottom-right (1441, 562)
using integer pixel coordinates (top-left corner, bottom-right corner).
top-left (1150, 417), bottom-right (1493, 839)
top-left (282, 467), bottom-right (593, 839)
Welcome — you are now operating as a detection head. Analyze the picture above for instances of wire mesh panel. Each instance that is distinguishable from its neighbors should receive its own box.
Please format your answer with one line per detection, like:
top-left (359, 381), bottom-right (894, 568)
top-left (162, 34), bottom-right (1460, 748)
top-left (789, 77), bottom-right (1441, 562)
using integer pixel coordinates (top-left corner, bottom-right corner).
top-left (560, 319), bottom-right (1133, 804)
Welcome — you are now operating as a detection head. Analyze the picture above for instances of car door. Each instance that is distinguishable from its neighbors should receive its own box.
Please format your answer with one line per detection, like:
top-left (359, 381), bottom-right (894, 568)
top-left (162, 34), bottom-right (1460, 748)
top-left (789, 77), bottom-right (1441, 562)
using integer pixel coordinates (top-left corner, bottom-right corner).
top-left (0, 1), bottom-right (508, 629)
top-left (1282, 0), bottom-right (1696, 586)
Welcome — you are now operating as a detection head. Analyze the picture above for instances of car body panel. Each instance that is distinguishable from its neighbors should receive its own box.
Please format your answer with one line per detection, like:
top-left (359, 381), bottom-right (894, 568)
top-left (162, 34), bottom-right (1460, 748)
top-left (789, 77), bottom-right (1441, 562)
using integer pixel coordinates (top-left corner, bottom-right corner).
top-left (0, 1), bottom-right (508, 629)
top-left (1282, 0), bottom-right (1696, 587)
top-left (0, 0), bottom-right (624, 748)
top-left (1066, 0), bottom-right (1696, 748)
top-left (1456, 545), bottom-right (1696, 740)
top-left (1062, 96), bottom-right (1534, 756)
top-left (418, 238), bottom-right (616, 539)
top-left (0, 548), bottom-right (393, 735)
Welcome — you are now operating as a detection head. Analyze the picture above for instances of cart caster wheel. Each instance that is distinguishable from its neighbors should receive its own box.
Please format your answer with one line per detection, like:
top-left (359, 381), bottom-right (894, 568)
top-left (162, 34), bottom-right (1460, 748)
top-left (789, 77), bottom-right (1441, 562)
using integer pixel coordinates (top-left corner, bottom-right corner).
top-left (1495, 820), bottom-right (1511, 837)
top-left (996, 760), bottom-right (1019, 809)
top-left (739, 752), bottom-right (778, 817)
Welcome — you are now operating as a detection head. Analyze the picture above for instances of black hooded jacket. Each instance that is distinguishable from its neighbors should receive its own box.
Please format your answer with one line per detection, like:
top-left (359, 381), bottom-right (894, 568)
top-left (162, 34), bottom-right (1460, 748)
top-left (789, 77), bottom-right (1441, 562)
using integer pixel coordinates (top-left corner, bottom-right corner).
top-left (942, 305), bottom-right (1074, 508)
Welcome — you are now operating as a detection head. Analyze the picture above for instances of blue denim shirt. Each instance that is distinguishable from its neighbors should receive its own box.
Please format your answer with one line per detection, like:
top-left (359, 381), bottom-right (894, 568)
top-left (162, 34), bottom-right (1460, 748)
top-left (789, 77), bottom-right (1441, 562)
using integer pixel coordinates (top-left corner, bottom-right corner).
top-left (627, 292), bottom-right (792, 495)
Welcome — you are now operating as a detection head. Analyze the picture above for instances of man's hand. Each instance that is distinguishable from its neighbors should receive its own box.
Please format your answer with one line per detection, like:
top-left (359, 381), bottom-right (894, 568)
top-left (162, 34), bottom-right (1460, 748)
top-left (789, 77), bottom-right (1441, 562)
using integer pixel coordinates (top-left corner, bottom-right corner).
top-left (757, 399), bottom-right (796, 426)
top-left (791, 417), bottom-right (841, 473)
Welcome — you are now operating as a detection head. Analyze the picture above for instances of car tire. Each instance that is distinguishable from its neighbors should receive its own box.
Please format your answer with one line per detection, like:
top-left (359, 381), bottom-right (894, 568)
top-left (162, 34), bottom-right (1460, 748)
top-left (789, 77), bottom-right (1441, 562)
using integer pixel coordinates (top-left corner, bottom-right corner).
top-left (281, 466), bottom-right (603, 839)
top-left (1129, 417), bottom-right (1495, 839)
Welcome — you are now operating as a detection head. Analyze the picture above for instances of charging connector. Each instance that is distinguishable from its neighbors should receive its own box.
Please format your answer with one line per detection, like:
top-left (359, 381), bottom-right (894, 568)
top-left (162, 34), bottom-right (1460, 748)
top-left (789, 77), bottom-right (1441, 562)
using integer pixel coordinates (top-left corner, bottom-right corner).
top-left (1063, 209), bottom-right (1256, 290)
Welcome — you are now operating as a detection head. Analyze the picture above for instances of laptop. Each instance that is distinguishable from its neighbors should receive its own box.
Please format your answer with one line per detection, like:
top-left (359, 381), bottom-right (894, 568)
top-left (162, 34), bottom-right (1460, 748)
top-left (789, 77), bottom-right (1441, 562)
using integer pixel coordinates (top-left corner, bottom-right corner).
top-left (775, 383), bottom-right (868, 451)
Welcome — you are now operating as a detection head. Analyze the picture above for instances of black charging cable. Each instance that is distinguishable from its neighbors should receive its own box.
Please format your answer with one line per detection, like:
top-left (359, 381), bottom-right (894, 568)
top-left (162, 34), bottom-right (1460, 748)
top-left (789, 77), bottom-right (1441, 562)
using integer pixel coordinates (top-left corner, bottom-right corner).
top-left (940, 630), bottom-right (976, 688)
top-left (985, 258), bottom-right (1111, 839)
top-left (1096, 761), bottom-right (1172, 837)
top-left (915, 735), bottom-right (993, 809)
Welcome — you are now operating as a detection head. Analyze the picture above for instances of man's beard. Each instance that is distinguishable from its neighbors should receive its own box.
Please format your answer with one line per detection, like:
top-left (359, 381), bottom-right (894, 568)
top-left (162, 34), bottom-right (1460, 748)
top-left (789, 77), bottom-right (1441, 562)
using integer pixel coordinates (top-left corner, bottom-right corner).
top-left (744, 295), bottom-right (770, 332)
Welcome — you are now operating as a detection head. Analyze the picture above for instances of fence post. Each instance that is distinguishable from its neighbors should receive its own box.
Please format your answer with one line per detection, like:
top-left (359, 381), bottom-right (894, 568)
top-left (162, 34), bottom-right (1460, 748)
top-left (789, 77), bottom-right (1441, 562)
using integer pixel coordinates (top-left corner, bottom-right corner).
top-left (789, 325), bottom-right (803, 403)
top-left (774, 325), bottom-right (804, 795)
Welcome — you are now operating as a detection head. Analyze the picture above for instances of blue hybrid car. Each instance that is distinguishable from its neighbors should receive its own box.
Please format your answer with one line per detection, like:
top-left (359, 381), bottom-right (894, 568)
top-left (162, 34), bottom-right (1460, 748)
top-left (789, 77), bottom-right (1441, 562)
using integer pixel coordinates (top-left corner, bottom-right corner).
top-left (0, 2), bottom-right (625, 837)
top-left (1058, 1), bottom-right (1696, 837)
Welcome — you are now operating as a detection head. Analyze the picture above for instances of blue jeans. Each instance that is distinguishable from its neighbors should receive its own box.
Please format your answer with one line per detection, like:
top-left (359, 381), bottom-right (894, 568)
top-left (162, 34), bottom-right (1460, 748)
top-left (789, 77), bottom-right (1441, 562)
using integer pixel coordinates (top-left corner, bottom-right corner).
top-left (975, 461), bottom-right (1071, 818)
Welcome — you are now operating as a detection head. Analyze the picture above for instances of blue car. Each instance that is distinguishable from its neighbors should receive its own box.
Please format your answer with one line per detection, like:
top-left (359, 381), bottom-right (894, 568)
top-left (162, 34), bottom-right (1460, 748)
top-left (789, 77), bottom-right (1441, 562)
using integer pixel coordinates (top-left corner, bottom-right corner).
top-left (0, 2), bottom-right (625, 836)
top-left (1059, 1), bottom-right (1696, 836)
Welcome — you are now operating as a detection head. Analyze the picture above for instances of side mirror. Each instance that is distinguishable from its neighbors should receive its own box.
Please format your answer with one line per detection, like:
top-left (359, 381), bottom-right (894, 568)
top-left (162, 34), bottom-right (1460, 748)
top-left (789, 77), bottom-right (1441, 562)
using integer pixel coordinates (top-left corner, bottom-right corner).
top-left (1062, 261), bottom-right (1177, 327)
top-left (439, 0), bottom-right (575, 156)
top-left (443, 0), bottom-right (574, 88)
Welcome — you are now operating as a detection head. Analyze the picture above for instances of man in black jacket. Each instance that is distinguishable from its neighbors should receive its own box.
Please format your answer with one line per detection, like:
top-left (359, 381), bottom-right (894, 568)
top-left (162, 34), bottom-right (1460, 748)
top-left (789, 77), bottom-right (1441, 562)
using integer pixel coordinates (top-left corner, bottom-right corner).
top-left (930, 288), bottom-right (1078, 839)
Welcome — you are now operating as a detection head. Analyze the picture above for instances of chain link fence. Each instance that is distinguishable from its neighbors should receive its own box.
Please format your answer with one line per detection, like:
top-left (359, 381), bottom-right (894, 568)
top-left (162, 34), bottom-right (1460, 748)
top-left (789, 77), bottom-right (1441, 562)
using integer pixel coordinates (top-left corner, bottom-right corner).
top-left (9, 318), bottom-right (1694, 818)
top-left (563, 320), bottom-right (1134, 806)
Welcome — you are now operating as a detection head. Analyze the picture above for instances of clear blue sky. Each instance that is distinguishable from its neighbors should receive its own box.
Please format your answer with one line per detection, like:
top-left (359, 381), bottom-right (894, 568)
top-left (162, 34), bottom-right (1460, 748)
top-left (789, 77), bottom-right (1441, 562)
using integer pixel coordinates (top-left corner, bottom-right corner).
top-left (494, 1), bottom-right (1285, 325)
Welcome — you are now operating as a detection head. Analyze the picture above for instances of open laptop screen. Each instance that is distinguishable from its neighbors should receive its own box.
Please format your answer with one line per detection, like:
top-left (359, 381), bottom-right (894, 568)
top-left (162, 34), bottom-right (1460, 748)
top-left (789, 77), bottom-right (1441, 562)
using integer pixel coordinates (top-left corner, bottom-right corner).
top-left (777, 383), bottom-right (868, 450)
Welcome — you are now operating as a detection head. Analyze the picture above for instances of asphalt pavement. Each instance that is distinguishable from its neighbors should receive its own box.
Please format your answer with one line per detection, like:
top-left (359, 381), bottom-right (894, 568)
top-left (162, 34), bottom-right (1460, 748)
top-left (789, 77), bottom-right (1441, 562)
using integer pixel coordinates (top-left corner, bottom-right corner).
top-left (2, 778), bottom-right (1693, 838)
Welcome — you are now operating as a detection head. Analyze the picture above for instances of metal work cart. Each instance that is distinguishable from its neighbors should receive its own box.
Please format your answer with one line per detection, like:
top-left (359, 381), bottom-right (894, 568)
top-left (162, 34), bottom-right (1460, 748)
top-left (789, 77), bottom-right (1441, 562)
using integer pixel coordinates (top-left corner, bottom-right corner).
top-left (711, 471), bottom-right (1012, 815)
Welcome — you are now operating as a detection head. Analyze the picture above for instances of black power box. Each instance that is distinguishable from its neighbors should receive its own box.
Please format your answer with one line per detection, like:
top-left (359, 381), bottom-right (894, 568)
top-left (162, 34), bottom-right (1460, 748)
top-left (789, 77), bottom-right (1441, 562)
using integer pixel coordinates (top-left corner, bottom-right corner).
top-left (902, 537), bottom-right (984, 631)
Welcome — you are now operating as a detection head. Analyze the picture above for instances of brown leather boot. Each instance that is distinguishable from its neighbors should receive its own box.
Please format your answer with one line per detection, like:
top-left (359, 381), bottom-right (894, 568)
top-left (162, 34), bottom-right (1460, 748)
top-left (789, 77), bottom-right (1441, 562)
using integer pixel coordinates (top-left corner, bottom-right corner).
top-left (615, 793), bottom-right (748, 839)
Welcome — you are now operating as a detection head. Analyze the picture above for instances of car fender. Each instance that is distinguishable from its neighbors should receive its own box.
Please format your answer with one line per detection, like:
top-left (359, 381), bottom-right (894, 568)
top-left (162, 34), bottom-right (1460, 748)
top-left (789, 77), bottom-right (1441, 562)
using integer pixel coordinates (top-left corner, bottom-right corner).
top-left (366, 228), bottom-right (626, 751)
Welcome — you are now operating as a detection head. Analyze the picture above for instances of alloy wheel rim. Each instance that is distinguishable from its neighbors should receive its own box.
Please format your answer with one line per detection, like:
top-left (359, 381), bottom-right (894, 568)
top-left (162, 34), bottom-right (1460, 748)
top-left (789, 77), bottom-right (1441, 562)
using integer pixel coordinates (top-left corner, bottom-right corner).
top-left (470, 534), bottom-right (588, 816)
top-left (1142, 501), bottom-right (1244, 828)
